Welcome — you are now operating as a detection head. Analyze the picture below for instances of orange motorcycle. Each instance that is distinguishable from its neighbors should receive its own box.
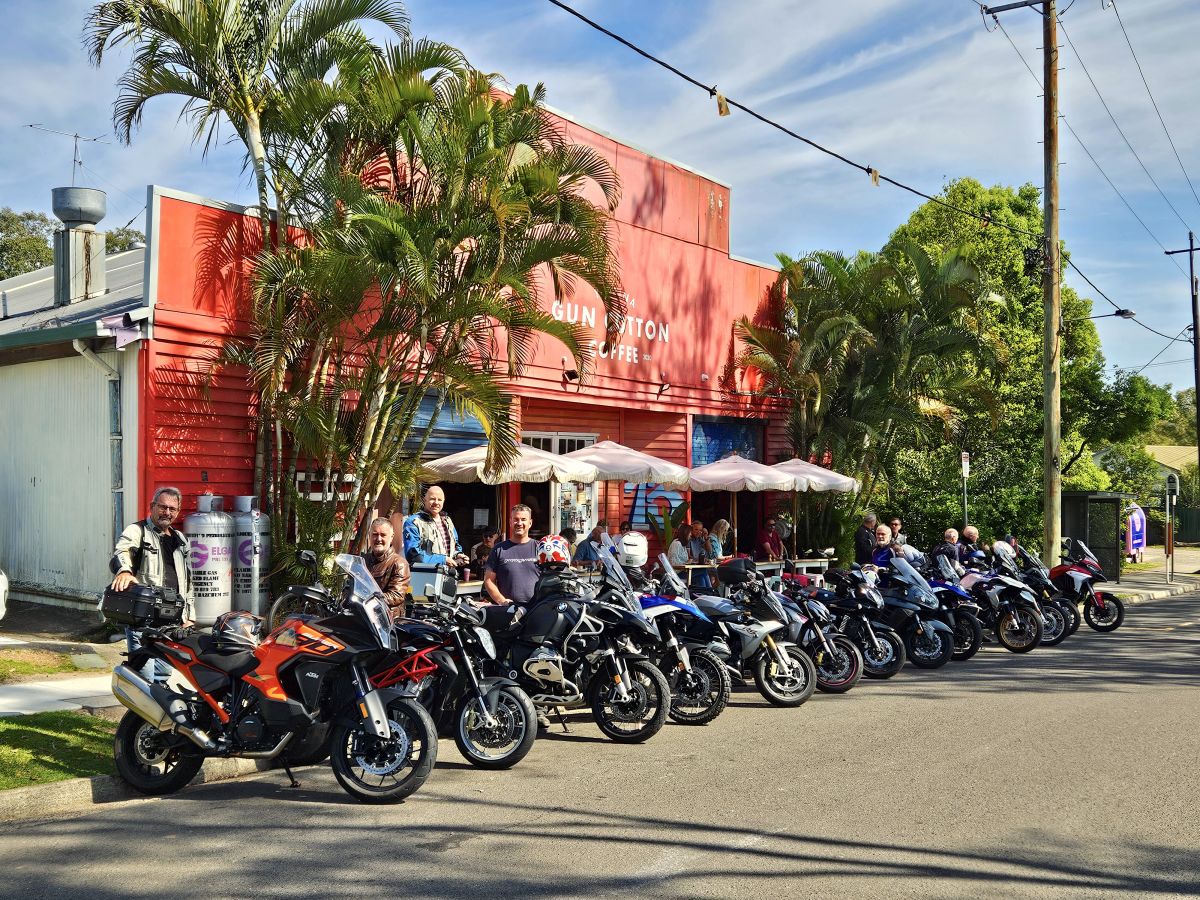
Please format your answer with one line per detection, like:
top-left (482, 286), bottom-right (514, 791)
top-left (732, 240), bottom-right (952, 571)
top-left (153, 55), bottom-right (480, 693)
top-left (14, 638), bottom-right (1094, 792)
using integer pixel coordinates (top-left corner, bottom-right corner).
top-left (108, 553), bottom-right (437, 803)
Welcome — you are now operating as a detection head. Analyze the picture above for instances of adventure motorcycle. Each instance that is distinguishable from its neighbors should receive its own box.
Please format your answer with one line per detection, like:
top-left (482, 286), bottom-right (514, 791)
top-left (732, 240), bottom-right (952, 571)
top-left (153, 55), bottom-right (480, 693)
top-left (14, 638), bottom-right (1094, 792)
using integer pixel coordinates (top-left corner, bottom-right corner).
top-left (775, 580), bottom-right (865, 693)
top-left (991, 542), bottom-right (1070, 647)
top-left (959, 552), bottom-right (1045, 653)
top-left (685, 558), bottom-right (818, 707)
top-left (109, 552), bottom-right (437, 803)
top-left (1050, 538), bottom-right (1126, 632)
top-left (483, 533), bottom-right (671, 743)
top-left (371, 569), bottom-right (538, 770)
top-left (925, 555), bottom-right (985, 661)
top-left (1016, 545), bottom-right (1082, 637)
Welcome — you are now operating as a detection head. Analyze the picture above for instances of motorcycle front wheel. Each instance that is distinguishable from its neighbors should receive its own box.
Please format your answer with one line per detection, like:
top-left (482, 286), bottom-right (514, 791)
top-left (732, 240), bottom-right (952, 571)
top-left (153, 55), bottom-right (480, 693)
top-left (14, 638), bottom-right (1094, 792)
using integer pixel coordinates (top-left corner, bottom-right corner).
top-left (859, 628), bottom-right (906, 679)
top-left (113, 711), bottom-right (204, 796)
top-left (951, 612), bottom-right (983, 662)
top-left (997, 608), bottom-right (1043, 653)
top-left (752, 645), bottom-right (817, 707)
top-left (589, 658), bottom-right (670, 743)
top-left (1056, 596), bottom-right (1082, 636)
top-left (667, 649), bottom-right (731, 725)
top-left (1084, 594), bottom-right (1125, 632)
top-left (454, 685), bottom-right (537, 770)
top-left (812, 634), bottom-right (864, 694)
top-left (1039, 602), bottom-right (1070, 647)
top-left (329, 698), bottom-right (437, 803)
top-left (905, 625), bottom-right (954, 669)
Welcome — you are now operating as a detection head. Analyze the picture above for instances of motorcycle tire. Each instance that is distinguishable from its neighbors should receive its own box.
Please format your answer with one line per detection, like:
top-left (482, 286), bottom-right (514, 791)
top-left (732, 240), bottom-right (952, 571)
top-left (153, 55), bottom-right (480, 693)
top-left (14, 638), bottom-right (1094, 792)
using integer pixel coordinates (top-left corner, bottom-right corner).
top-left (453, 685), bottom-right (537, 770)
top-left (329, 697), bottom-right (437, 803)
top-left (589, 658), bottom-right (670, 743)
top-left (1039, 602), bottom-right (1070, 647)
top-left (905, 626), bottom-right (954, 669)
top-left (284, 722), bottom-right (331, 767)
top-left (813, 635), bottom-right (864, 694)
top-left (752, 644), bottom-right (817, 707)
top-left (1084, 594), bottom-right (1125, 632)
top-left (113, 711), bottom-right (204, 796)
top-left (951, 612), bottom-right (983, 662)
top-left (1058, 597), bottom-right (1082, 636)
top-left (667, 649), bottom-right (731, 725)
top-left (859, 629), bottom-right (906, 679)
top-left (997, 608), bottom-right (1043, 653)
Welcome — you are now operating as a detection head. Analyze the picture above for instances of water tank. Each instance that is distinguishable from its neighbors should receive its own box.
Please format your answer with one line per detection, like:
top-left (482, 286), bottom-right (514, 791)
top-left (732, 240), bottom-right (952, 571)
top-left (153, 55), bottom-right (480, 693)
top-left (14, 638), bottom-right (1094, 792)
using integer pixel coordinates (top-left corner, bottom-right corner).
top-left (183, 495), bottom-right (235, 626)
top-left (52, 186), bottom-right (106, 229)
top-left (231, 496), bottom-right (271, 616)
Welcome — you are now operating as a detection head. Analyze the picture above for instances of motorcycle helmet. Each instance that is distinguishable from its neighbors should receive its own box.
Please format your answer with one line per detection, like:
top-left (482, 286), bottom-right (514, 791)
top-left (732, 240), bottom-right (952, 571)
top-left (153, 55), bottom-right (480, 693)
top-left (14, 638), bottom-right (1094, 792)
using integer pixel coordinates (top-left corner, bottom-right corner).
top-left (617, 531), bottom-right (648, 568)
top-left (536, 534), bottom-right (572, 569)
top-left (213, 611), bottom-right (264, 650)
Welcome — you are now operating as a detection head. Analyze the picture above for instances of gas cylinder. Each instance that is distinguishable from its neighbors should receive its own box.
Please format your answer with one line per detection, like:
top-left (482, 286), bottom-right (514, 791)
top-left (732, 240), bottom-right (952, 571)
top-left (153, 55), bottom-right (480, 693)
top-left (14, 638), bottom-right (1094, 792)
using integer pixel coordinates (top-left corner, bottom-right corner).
top-left (231, 495), bottom-right (271, 616)
top-left (183, 495), bottom-right (235, 626)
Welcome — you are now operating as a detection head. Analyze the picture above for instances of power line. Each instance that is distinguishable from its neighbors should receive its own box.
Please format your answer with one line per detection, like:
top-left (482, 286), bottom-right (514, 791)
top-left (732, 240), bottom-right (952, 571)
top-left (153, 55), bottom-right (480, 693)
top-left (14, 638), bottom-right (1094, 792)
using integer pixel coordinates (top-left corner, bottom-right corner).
top-left (1134, 325), bottom-right (1192, 375)
top-left (1108, 0), bottom-right (1200, 213)
top-left (546, 0), bottom-right (1185, 344)
top-left (1058, 17), bottom-right (1192, 232)
top-left (1063, 257), bottom-right (1190, 342)
top-left (1137, 357), bottom-right (1194, 371)
top-left (989, 12), bottom-right (1189, 279)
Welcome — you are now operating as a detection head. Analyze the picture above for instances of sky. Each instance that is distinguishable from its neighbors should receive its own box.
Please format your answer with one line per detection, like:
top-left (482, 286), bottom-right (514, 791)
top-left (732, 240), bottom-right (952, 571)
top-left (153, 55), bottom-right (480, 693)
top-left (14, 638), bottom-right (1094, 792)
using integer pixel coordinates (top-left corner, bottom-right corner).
top-left (2, 0), bottom-right (1199, 382)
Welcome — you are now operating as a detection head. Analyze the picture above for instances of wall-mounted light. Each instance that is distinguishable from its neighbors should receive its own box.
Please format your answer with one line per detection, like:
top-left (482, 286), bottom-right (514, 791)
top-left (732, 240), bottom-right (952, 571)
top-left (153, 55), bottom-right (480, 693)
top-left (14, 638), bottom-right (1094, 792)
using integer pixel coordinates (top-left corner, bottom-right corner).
top-left (562, 368), bottom-right (580, 383)
top-left (700, 373), bottom-right (710, 382)
top-left (657, 382), bottom-right (671, 396)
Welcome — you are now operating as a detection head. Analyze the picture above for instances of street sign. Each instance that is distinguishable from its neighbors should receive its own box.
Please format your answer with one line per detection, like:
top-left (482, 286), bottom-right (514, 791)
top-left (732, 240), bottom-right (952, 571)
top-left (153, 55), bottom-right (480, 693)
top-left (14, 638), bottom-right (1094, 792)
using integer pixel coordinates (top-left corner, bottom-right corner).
top-left (1166, 472), bottom-right (1180, 496)
top-left (961, 452), bottom-right (970, 478)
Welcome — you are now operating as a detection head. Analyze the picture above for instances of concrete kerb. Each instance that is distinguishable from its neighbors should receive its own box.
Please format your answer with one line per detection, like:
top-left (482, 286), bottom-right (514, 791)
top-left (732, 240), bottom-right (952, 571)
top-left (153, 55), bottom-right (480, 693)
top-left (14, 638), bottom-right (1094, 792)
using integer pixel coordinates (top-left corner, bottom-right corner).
top-left (1112, 577), bottom-right (1200, 605)
top-left (0, 757), bottom-right (305, 825)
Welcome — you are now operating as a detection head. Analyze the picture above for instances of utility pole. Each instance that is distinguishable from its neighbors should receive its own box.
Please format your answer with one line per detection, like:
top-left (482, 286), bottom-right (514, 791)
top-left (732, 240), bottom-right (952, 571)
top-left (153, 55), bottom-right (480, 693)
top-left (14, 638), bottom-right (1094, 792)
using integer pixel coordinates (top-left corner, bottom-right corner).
top-left (983, 0), bottom-right (1061, 563)
top-left (1163, 232), bottom-right (1200, 470)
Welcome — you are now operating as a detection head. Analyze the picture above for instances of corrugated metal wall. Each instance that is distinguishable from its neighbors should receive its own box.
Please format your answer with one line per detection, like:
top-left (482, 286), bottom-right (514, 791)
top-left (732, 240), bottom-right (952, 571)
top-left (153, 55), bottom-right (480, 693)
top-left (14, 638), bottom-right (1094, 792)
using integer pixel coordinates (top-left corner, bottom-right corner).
top-left (0, 348), bottom-right (139, 602)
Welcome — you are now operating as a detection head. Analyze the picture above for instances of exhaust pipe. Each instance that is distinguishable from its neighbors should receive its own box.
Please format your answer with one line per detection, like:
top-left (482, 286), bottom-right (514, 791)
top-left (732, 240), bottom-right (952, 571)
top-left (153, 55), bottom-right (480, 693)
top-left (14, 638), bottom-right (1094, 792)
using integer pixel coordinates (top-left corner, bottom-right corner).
top-left (111, 665), bottom-right (217, 752)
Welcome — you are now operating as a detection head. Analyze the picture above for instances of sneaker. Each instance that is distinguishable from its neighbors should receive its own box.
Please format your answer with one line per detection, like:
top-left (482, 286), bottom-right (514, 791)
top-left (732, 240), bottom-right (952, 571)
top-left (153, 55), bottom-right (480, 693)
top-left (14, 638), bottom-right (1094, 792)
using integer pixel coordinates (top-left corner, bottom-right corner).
top-left (536, 711), bottom-right (552, 730)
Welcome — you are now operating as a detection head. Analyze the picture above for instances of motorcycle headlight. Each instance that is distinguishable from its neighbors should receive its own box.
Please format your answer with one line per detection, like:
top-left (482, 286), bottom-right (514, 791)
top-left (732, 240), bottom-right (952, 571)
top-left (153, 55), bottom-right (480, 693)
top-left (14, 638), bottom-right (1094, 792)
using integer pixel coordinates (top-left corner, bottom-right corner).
top-left (474, 626), bottom-right (496, 660)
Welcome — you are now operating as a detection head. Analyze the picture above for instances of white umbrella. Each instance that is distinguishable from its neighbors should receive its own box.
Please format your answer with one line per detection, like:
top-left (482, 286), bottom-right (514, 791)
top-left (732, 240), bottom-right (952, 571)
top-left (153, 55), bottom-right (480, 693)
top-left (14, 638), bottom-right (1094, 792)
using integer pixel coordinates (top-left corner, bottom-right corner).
top-left (688, 454), bottom-right (802, 555)
top-left (563, 440), bottom-right (690, 488)
top-left (771, 458), bottom-right (861, 493)
top-left (419, 444), bottom-right (599, 485)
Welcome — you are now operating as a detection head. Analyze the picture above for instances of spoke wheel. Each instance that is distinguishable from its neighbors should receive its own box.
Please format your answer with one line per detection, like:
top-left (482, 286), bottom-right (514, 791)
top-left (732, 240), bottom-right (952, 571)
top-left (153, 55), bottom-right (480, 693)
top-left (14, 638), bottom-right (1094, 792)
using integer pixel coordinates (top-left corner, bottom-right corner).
top-left (589, 659), bottom-right (670, 743)
top-left (454, 686), bottom-right (537, 770)
top-left (667, 649), bottom-right (731, 725)
top-left (997, 609), bottom-right (1042, 653)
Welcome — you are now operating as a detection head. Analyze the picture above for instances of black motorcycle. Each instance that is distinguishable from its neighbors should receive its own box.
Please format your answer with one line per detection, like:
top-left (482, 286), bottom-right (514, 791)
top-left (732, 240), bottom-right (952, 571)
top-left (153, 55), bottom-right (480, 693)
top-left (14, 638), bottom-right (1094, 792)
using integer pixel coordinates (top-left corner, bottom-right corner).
top-left (877, 556), bottom-right (956, 669)
top-left (816, 567), bottom-right (906, 679)
top-left (483, 534), bottom-right (671, 743)
top-left (925, 555), bottom-right (985, 662)
top-left (775, 581), bottom-right (865, 693)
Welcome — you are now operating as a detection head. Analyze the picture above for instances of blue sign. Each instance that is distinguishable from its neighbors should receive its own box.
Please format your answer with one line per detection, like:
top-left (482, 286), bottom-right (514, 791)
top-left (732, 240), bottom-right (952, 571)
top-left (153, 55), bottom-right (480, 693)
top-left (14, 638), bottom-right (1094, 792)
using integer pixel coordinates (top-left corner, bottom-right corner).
top-left (1126, 504), bottom-right (1146, 554)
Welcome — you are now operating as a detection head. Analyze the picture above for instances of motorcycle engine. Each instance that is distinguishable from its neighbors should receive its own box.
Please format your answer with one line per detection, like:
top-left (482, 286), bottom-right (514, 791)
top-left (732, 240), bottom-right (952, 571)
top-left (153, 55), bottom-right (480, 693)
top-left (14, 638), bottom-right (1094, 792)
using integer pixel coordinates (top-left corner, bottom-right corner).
top-left (523, 646), bottom-right (567, 686)
top-left (234, 712), bottom-right (266, 748)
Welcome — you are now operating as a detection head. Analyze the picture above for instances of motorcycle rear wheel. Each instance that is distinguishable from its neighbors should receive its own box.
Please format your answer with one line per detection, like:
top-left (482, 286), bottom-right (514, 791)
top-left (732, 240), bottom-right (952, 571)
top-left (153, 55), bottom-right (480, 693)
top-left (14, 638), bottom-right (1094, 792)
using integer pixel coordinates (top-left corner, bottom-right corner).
top-left (951, 612), bottom-right (983, 662)
top-left (997, 609), bottom-right (1043, 653)
top-left (752, 645), bottom-right (817, 707)
top-left (1039, 603), bottom-right (1070, 647)
top-left (113, 711), bottom-right (204, 796)
top-left (813, 635), bottom-right (863, 694)
top-left (1084, 594), bottom-right (1125, 632)
top-left (667, 649), bottom-right (731, 725)
top-left (859, 629), bottom-right (906, 679)
top-left (329, 698), bottom-right (437, 803)
top-left (589, 659), bottom-right (670, 743)
top-left (1058, 597), bottom-right (1082, 636)
top-left (454, 685), bottom-right (537, 770)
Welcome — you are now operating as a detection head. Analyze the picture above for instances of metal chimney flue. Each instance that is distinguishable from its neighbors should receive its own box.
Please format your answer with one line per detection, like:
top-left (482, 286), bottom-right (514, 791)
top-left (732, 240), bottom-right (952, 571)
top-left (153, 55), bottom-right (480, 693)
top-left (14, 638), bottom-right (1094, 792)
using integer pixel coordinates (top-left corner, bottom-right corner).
top-left (51, 186), bottom-right (107, 306)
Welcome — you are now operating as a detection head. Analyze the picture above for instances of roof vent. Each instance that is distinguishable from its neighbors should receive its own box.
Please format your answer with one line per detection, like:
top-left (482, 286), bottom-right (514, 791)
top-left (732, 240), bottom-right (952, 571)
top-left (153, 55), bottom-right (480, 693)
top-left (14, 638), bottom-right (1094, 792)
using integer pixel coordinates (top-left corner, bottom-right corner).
top-left (51, 187), bottom-right (107, 306)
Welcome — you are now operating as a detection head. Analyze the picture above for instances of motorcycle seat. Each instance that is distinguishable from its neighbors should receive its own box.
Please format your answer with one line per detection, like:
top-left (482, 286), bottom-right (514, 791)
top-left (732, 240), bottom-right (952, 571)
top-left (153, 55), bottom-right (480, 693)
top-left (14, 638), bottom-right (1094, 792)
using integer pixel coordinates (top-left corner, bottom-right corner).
top-left (180, 634), bottom-right (259, 678)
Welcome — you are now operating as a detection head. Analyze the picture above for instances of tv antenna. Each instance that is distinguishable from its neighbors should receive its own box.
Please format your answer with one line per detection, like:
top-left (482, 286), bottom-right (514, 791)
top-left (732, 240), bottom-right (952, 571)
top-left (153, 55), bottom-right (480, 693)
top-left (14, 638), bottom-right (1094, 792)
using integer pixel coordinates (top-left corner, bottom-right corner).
top-left (26, 124), bottom-right (111, 186)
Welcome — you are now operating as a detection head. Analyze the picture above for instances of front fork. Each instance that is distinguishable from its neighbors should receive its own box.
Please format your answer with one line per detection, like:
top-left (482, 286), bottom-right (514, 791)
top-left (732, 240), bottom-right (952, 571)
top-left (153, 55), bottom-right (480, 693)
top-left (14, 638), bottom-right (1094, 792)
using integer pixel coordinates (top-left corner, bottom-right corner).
top-left (764, 633), bottom-right (794, 674)
top-left (602, 647), bottom-right (632, 702)
top-left (665, 629), bottom-right (693, 675)
top-left (861, 620), bottom-right (884, 654)
top-left (452, 630), bottom-right (497, 729)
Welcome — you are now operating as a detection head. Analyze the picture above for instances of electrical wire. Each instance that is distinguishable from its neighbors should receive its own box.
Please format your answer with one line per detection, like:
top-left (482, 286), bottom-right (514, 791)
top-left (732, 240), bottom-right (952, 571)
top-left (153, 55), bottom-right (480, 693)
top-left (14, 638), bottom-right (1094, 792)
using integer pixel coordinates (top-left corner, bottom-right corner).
top-left (1136, 357), bottom-right (1194, 371)
top-left (546, 0), bottom-right (1188, 345)
top-left (1109, 0), bottom-right (1200, 213)
top-left (1058, 17), bottom-right (1192, 232)
top-left (1063, 258), bottom-right (1190, 342)
top-left (1134, 324), bottom-right (1193, 375)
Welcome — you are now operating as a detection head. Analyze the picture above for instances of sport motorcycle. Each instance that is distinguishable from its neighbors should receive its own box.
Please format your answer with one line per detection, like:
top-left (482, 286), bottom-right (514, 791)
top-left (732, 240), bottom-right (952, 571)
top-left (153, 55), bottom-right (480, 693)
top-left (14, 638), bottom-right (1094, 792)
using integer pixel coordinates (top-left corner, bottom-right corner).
top-left (1050, 538), bottom-right (1126, 632)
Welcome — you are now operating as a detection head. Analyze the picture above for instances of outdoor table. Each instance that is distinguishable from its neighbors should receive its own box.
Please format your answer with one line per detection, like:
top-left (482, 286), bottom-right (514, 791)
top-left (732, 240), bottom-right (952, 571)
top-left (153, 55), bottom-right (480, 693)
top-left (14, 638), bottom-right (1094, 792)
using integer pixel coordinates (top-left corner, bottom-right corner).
top-left (755, 561), bottom-right (784, 591)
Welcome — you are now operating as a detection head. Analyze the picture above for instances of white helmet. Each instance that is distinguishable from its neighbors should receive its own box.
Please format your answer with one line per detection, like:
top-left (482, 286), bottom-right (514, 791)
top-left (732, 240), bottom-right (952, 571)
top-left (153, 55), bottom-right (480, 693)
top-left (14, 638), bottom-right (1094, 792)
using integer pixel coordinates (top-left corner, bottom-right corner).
top-left (617, 531), bottom-right (648, 568)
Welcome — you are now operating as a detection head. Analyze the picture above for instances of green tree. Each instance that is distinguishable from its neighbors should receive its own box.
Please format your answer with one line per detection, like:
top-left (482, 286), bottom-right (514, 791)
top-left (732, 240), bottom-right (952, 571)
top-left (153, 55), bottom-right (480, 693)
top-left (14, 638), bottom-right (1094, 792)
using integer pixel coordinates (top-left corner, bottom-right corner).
top-left (0, 208), bottom-right (54, 280)
top-left (1100, 442), bottom-right (1162, 509)
top-left (1147, 387), bottom-right (1196, 445)
top-left (105, 226), bottom-right (144, 253)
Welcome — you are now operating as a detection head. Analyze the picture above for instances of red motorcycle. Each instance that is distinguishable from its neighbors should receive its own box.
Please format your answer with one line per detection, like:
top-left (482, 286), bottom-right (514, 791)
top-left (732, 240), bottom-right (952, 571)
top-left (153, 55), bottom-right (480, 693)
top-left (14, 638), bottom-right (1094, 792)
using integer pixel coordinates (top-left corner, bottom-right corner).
top-left (1049, 538), bottom-right (1125, 633)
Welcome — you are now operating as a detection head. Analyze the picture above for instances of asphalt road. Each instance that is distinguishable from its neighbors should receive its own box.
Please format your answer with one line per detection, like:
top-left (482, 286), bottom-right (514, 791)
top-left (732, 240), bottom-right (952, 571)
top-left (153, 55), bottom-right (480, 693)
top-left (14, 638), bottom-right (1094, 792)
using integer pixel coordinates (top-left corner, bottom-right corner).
top-left (2, 596), bottom-right (1199, 899)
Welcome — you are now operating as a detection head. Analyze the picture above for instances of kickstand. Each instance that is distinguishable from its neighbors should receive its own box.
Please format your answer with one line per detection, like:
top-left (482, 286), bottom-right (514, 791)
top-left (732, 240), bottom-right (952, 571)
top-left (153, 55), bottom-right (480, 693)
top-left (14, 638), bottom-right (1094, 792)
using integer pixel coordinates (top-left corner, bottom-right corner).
top-left (555, 706), bottom-right (571, 734)
top-left (280, 760), bottom-right (301, 788)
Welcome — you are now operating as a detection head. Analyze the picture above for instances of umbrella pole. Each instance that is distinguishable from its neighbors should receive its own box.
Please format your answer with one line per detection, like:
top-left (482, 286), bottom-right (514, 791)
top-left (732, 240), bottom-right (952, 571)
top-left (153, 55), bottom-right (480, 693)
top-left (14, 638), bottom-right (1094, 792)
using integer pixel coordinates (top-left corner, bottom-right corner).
top-left (792, 491), bottom-right (799, 558)
top-left (731, 493), bottom-right (738, 556)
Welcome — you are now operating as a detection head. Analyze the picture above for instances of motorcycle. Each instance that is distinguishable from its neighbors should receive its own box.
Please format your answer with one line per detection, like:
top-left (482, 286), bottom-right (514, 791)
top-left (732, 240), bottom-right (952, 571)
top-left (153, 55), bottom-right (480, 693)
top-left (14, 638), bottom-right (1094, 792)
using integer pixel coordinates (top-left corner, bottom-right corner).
top-left (685, 558), bottom-right (818, 707)
top-left (958, 551), bottom-right (1045, 653)
top-left (634, 554), bottom-right (732, 725)
top-left (1050, 538), bottom-right (1126, 632)
top-left (805, 566), bottom-right (906, 680)
top-left (991, 542), bottom-right (1070, 647)
top-left (110, 552), bottom-right (438, 803)
top-left (370, 568), bottom-right (538, 770)
top-left (483, 533), bottom-right (671, 743)
top-left (1017, 545), bottom-right (1082, 637)
top-left (925, 555), bottom-right (985, 661)
top-left (775, 580), bottom-right (865, 693)
top-left (877, 556), bottom-right (956, 669)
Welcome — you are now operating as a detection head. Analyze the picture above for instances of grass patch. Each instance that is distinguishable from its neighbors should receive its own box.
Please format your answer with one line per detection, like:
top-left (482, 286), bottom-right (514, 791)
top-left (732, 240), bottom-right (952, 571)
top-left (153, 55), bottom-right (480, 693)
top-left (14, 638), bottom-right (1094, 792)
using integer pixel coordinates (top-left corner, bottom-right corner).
top-left (0, 649), bottom-right (77, 684)
top-left (0, 710), bottom-right (116, 790)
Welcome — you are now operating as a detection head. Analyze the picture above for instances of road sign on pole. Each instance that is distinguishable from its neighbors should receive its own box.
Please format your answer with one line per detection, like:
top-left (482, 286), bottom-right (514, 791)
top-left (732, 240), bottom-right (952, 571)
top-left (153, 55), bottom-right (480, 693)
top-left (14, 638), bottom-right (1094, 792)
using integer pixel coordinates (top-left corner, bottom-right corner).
top-left (961, 452), bottom-right (970, 527)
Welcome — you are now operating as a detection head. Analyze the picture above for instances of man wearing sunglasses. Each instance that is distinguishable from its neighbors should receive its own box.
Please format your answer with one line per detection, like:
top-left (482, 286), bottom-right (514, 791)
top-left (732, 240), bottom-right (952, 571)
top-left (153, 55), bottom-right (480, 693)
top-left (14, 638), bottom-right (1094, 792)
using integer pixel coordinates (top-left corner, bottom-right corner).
top-left (110, 486), bottom-right (194, 624)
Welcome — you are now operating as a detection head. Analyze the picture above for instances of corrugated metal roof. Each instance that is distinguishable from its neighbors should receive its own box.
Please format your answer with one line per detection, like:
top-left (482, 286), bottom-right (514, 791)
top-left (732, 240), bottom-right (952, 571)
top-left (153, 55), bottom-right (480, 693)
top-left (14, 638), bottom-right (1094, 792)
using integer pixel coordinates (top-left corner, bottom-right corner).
top-left (0, 248), bottom-right (146, 346)
top-left (1144, 445), bottom-right (1198, 472)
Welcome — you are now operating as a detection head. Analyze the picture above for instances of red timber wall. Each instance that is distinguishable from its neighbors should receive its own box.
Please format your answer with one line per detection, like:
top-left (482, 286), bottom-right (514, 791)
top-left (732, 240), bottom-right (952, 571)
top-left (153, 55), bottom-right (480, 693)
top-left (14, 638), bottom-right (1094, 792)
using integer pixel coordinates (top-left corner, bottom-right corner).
top-left (140, 191), bottom-right (260, 513)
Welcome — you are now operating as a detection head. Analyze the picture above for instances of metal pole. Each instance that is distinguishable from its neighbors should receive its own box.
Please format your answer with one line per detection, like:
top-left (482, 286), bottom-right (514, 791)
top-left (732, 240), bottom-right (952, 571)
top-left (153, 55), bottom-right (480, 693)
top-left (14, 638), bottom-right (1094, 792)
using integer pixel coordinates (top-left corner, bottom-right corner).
top-left (1042, 0), bottom-right (1063, 565)
top-left (1190, 231), bottom-right (1200, 471)
top-left (962, 475), bottom-right (969, 528)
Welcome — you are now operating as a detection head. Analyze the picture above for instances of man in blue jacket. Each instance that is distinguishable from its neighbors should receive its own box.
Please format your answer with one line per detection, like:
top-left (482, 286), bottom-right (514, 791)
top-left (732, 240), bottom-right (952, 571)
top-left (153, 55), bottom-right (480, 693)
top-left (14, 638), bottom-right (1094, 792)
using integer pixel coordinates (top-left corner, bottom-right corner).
top-left (403, 485), bottom-right (469, 569)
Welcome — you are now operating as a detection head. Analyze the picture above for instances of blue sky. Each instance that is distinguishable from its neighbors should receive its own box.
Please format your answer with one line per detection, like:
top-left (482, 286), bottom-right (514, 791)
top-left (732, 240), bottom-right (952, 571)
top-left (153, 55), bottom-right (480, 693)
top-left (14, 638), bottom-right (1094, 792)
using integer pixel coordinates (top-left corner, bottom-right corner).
top-left (3, 1), bottom-right (1199, 381)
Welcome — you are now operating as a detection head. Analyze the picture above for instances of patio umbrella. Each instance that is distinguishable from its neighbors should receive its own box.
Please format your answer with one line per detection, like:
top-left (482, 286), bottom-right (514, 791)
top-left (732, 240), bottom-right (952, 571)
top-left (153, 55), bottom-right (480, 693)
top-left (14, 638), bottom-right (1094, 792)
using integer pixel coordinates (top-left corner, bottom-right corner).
top-left (771, 458), bottom-right (860, 557)
top-left (419, 444), bottom-right (599, 485)
top-left (563, 441), bottom-right (690, 487)
top-left (688, 454), bottom-right (803, 552)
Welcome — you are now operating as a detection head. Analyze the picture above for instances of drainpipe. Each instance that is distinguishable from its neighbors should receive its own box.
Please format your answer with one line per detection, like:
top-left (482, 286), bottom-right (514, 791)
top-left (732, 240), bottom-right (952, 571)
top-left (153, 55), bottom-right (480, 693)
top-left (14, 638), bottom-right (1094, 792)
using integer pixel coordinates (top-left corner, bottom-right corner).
top-left (73, 339), bottom-right (124, 545)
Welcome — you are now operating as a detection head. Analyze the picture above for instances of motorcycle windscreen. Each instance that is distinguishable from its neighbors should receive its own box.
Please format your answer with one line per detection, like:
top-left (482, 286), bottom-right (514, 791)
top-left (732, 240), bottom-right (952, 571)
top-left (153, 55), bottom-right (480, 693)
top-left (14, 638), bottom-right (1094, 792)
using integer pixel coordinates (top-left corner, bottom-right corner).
top-left (597, 532), bottom-right (651, 622)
